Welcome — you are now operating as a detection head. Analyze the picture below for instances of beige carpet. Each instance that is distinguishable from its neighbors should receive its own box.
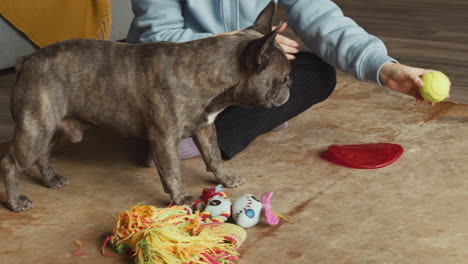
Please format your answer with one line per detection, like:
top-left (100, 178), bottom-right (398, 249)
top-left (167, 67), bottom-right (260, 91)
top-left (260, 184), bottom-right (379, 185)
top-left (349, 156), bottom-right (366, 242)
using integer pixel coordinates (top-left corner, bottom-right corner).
top-left (1, 74), bottom-right (468, 264)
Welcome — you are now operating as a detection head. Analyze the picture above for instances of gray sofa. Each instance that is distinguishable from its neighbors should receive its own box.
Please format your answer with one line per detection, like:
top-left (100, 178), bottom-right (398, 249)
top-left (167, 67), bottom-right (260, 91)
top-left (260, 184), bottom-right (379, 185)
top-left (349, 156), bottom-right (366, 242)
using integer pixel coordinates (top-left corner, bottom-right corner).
top-left (0, 0), bottom-right (134, 70)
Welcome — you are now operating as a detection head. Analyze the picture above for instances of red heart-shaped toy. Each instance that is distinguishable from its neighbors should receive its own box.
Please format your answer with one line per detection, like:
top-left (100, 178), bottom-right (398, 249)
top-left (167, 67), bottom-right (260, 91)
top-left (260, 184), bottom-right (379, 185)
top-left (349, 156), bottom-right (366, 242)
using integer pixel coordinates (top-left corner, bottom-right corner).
top-left (322, 143), bottom-right (404, 169)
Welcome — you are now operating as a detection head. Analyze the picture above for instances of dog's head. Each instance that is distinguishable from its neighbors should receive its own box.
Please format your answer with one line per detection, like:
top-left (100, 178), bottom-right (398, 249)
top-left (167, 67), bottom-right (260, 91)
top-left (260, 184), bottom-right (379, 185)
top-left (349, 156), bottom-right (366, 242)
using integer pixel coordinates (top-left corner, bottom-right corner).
top-left (234, 1), bottom-right (292, 108)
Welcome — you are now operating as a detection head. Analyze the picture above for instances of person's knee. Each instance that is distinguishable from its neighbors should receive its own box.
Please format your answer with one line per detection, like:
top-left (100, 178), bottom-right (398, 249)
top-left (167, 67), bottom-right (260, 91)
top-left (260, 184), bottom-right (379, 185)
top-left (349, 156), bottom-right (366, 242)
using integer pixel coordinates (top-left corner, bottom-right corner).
top-left (292, 52), bottom-right (336, 105)
top-left (319, 63), bottom-right (336, 102)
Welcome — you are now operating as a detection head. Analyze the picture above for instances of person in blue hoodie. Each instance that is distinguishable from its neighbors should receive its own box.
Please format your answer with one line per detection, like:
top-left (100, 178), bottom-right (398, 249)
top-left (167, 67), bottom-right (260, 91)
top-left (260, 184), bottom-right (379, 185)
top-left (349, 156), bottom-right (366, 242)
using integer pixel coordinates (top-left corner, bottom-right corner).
top-left (127, 0), bottom-right (432, 164)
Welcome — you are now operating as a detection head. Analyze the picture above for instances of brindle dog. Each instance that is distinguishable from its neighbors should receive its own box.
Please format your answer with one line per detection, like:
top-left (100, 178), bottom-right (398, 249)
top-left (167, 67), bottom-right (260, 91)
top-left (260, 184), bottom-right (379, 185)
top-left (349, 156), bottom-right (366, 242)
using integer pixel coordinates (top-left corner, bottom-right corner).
top-left (1, 2), bottom-right (291, 212)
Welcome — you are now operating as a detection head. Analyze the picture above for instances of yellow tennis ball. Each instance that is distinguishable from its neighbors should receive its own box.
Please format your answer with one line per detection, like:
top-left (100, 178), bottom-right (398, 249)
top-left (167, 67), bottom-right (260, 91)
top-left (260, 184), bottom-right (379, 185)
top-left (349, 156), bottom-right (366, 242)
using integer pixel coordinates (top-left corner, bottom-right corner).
top-left (419, 71), bottom-right (451, 102)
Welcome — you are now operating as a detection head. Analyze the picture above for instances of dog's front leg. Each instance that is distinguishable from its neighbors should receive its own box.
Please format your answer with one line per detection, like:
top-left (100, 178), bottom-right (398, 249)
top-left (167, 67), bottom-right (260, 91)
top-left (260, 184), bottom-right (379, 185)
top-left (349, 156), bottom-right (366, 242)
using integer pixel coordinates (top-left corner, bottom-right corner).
top-left (193, 124), bottom-right (245, 188)
top-left (150, 134), bottom-right (192, 205)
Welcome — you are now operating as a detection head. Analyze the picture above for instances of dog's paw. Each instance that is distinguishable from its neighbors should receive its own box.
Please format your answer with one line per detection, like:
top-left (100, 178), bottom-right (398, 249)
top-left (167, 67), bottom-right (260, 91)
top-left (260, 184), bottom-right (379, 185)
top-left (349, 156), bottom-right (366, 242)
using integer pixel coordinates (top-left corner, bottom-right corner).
top-left (172, 193), bottom-right (196, 205)
top-left (46, 175), bottom-right (70, 189)
top-left (219, 173), bottom-right (245, 188)
top-left (7, 195), bottom-right (33, 212)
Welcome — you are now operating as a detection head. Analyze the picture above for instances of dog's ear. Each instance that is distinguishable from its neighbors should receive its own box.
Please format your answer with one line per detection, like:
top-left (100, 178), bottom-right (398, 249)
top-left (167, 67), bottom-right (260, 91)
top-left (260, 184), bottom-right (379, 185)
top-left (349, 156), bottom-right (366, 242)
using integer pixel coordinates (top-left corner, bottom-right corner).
top-left (242, 22), bottom-right (283, 72)
top-left (251, 1), bottom-right (276, 35)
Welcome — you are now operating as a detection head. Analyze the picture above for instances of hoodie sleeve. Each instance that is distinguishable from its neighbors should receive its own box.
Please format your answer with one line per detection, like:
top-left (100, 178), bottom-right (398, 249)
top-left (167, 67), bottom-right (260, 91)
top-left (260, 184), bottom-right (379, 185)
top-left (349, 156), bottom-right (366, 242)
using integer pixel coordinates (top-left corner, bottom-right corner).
top-left (127, 0), bottom-right (212, 43)
top-left (279, 0), bottom-right (397, 84)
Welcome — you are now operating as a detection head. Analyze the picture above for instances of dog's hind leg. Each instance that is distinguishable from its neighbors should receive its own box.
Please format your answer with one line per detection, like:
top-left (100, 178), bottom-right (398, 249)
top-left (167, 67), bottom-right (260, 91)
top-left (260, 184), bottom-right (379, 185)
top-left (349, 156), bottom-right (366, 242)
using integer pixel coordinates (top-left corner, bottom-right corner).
top-left (2, 111), bottom-right (63, 211)
top-left (35, 117), bottom-right (85, 189)
top-left (36, 132), bottom-right (69, 189)
top-left (2, 123), bottom-right (55, 211)
top-left (1, 152), bottom-right (30, 212)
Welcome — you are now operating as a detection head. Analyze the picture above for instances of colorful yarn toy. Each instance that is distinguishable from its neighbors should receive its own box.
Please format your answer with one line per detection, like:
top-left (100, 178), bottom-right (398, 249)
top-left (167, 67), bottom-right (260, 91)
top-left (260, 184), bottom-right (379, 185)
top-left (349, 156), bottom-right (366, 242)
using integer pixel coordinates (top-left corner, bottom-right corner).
top-left (109, 204), bottom-right (246, 264)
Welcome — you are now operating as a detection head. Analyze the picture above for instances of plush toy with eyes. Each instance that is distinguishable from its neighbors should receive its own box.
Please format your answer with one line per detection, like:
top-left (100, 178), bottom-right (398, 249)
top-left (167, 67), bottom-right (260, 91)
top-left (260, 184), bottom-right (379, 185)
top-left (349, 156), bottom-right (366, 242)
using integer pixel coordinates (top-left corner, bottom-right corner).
top-left (187, 185), bottom-right (232, 224)
top-left (231, 192), bottom-right (279, 228)
top-left (188, 185), bottom-right (280, 228)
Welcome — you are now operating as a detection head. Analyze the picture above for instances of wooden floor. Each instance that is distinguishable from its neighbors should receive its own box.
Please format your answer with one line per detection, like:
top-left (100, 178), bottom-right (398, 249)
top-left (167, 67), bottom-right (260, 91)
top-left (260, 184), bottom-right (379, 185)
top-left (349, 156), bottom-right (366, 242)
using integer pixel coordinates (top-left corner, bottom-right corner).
top-left (0, 0), bottom-right (467, 140)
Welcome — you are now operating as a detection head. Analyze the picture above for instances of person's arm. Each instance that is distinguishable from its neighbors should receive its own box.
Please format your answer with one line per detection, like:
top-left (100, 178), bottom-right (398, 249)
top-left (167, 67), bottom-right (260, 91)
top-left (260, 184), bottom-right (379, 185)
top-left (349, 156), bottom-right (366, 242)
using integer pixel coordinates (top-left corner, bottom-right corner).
top-left (279, 0), bottom-right (395, 85)
top-left (280, 0), bottom-right (439, 103)
top-left (127, 0), bottom-right (212, 43)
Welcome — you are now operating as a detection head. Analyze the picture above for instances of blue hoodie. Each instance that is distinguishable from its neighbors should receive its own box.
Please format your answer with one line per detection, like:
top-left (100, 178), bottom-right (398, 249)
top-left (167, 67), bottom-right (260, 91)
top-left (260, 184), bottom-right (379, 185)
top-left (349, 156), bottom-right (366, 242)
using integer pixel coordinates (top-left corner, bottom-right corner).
top-left (127, 0), bottom-right (396, 84)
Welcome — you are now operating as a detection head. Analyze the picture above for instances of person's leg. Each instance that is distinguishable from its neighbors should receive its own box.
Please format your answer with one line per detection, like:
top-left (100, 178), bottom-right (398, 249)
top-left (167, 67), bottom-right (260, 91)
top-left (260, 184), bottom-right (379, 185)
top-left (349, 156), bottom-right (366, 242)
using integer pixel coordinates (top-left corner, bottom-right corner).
top-left (215, 51), bottom-right (336, 160)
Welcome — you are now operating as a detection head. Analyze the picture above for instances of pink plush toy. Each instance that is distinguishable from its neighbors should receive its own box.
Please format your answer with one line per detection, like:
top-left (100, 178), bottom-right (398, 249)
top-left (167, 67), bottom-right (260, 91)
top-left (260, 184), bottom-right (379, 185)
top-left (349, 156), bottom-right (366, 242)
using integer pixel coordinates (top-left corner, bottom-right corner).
top-left (187, 185), bottom-right (280, 228)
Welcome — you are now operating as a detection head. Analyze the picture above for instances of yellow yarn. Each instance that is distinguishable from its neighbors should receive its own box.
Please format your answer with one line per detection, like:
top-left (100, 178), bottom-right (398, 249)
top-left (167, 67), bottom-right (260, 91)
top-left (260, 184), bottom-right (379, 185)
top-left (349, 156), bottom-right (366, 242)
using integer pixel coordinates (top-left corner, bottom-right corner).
top-left (136, 226), bottom-right (235, 264)
top-left (273, 211), bottom-right (289, 221)
top-left (110, 205), bottom-right (241, 264)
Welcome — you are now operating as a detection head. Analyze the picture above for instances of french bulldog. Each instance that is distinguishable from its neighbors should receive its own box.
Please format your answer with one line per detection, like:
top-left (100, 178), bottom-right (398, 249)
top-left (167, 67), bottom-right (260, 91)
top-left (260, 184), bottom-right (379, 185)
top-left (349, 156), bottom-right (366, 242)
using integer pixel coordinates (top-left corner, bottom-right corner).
top-left (1, 1), bottom-right (291, 212)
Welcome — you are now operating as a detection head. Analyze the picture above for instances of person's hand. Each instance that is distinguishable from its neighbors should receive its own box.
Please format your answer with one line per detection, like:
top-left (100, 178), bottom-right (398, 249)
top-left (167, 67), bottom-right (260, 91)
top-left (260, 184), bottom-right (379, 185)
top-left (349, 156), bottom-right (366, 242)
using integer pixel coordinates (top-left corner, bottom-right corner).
top-left (272, 23), bottom-right (299, 60)
top-left (212, 23), bottom-right (299, 60)
top-left (379, 61), bottom-right (439, 104)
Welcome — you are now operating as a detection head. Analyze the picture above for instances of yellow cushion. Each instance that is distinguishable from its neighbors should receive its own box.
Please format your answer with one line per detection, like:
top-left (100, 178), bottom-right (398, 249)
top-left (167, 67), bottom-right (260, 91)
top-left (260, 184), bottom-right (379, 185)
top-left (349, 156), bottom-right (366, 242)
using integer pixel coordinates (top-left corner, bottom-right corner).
top-left (0, 0), bottom-right (111, 48)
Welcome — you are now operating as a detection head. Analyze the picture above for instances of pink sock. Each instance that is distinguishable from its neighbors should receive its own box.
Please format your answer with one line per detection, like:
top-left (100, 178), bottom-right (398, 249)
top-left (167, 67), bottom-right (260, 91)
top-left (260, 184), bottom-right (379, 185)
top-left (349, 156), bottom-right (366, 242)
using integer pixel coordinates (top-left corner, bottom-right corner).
top-left (146, 137), bottom-right (201, 167)
top-left (272, 121), bottom-right (288, 131)
top-left (179, 137), bottom-right (201, 160)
